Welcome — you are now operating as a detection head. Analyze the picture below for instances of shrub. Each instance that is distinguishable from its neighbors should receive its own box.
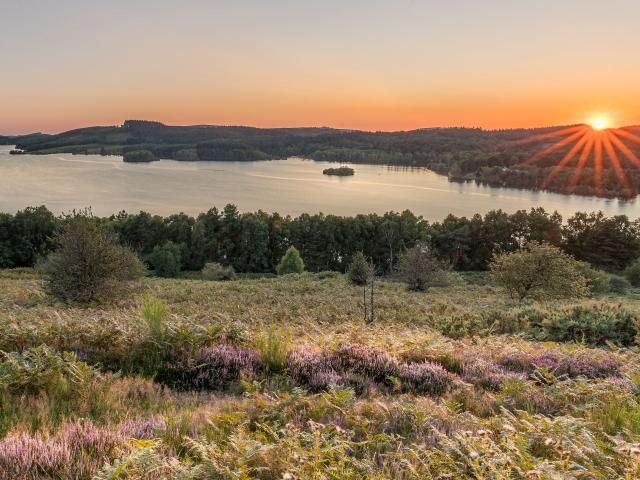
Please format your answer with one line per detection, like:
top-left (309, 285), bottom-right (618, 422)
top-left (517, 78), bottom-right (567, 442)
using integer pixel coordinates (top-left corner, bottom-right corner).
top-left (398, 243), bottom-right (450, 291)
top-left (609, 275), bottom-right (631, 294)
top-left (541, 304), bottom-right (637, 346)
top-left (498, 350), bottom-right (620, 379)
top-left (276, 246), bottom-right (305, 275)
top-left (460, 358), bottom-right (523, 390)
top-left (624, 258), bottom-right (640, 286)
top-left (331, 343), bottom-right (399, 381)
top-left (201, 262), bottom-right (237, 281)
top-left (148, 241), bottom-right (182, 278)
top-left (287, 349), bottom-right (334, 386)
top-left (0, 346), bottom-right (97, 397)
top-left (397, 362), bottom-right (456, 395)
top-left (347, 252), bottom-right (371, 286)
top-left (490, 242), bottom-right (589, 301)
top-left (40, 216), bottom-right (144, 303)
top-left (0, 421), bottom-right (125, 480)
top-left (164, 345), bottom-right (261, 390)
top-left (576, 262), bottom-right (611, 295)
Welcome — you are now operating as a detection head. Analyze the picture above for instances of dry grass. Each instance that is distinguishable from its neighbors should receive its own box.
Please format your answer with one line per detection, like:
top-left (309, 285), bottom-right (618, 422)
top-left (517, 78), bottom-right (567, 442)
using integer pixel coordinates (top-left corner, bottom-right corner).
top-left (2, 269), bottom-right (640, 478)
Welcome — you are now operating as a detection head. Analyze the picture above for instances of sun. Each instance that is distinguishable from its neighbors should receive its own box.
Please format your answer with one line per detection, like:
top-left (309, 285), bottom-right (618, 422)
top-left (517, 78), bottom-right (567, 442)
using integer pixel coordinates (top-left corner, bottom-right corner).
top-left (592, 118), bottom-right (607, 130)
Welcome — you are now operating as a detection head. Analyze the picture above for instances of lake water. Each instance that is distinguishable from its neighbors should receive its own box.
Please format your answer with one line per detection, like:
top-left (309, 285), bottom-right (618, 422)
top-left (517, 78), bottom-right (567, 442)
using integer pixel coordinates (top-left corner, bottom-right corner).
top-left (1, 145), bottom-right (638, 220)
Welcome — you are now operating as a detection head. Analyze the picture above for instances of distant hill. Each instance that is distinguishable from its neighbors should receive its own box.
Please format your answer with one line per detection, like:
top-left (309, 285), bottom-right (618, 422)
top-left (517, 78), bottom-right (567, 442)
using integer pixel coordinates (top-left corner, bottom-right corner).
top-left (7, 120), bottom-right (640, 199)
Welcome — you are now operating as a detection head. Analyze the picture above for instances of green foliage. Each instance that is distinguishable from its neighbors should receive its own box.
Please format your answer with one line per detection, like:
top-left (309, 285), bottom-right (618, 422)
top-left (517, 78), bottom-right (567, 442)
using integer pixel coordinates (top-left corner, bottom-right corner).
top-left (201, 262), bottom-right (237, 281)
top-left (490, 242), bottom-right (589, 301)
top-left (122, 149), bottom-right (157, 163)
top-left (148, 241), bottom-right (182, 277)
top-left (575, 261), bottom-right (611, 295)
top-left (624, 258), bottom-right (640, 286)
top-left (398, 243), bottom-right (450, 291)
top-left (40, 215), bottom-right (144, 303)
top-left (542, 303), bottom-right (637, 346)
top-left (0, 206), bottom-right (58, 268)
top-left (140, 297), bottom-right (166, 342)
top-left (346, 252), bottom-right (371, 286)
top-left (256, 327), bottom-right (290, 374)
top-left (276, 246), bottom-right (304, 275)
top-left (609, 275), bottom-right (631, 294)
top-left (0, 346), bottom-right (95, 397)
top-left (563, 211), bottom-right (640, 270)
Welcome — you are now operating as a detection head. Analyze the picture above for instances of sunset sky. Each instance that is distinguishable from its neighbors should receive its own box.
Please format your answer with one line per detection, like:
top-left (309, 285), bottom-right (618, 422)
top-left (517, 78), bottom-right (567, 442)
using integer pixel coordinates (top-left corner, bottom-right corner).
top-left (2, 0), bottom-right (640, 134)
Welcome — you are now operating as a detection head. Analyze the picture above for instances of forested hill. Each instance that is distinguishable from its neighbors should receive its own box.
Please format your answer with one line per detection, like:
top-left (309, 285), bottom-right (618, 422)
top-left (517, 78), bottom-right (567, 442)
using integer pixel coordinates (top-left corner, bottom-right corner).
top-left (7, 120), bottom-right (640, 199)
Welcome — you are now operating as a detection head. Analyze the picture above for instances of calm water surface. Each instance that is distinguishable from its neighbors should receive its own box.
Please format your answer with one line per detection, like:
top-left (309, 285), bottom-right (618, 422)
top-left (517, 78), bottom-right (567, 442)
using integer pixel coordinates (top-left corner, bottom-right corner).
top-left (1, 146), bottom-right (638, 220)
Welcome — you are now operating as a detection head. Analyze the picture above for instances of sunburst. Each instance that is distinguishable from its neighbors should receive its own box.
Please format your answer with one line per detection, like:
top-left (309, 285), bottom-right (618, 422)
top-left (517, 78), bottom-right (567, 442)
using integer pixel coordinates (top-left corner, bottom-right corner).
top-left (504, 121), bottom-right (640, 197)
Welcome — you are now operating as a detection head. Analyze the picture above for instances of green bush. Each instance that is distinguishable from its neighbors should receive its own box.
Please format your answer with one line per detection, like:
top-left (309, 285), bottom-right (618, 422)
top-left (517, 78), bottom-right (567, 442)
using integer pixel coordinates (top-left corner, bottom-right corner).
top-left (276, 246), bottom-right (304, 275)
top-left (609, 275), bottom-right (631, 294)
top-left (576, 262), bottom-right (611, 295)
top-left (148, 241), bottom-right (182, 278)
top-left (398, 243), bottom-right (450, 291)
top-left (624, 259), bottom-right (640, 286)
top-left (490, 242), bottom-right (589, 301)
top-left (542, 304), bottom-right (637, 346)
top-left (201, 262), bottom-right (237, 281)
top-left (41, 215), bottom-right (144, 304)
top-left (347, 252), bottom-right (371, 286)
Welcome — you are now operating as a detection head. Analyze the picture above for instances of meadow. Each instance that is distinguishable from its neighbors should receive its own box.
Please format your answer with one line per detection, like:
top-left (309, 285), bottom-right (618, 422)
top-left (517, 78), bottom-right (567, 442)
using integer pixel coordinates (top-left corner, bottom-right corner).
top-left (1, 268), bottom-right (640, 479)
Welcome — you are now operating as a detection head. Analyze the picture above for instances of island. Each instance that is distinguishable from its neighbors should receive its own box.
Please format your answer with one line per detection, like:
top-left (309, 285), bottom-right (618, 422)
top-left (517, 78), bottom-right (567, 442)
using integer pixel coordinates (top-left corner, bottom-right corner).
top-left (323, 166), bottom-right (354, 176)
top-left (123, 150), bottom-right (158, 163)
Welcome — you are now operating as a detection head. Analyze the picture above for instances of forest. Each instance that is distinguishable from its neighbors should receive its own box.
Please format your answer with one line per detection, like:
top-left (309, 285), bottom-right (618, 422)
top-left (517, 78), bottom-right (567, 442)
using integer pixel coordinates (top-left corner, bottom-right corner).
top-left (8, 120), bottom-right (640, 199)
top-left (1, 205), bottom-right (639, 276)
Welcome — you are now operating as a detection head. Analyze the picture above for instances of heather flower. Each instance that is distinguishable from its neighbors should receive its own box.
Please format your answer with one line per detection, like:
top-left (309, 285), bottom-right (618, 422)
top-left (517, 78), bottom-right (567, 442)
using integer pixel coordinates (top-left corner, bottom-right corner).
top-left (461, 358), bottom-right (524, 390)
top-left (498, 350), bottom-right (620, 379)
top-left (0, 420), bottom-right (125, 480)
top-left (397, 361), bottom-right (456, 395)
top-left (117, 416), bottom-right (167, 439)
top-left (162, 344), bottom-right (262, 390)
top-left (191, 344), bottom-right (262, 390)
top-left (330, 343), bottom-right (400, 380)
top-left (287, 349), bottom-right (344, 391)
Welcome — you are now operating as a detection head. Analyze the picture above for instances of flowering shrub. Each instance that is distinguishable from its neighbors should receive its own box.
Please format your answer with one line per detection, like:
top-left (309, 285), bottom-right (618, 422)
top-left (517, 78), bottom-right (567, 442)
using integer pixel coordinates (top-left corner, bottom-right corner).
top-left (498, 349), bottom-right (621, 379)
top-left (287, 349), bottom-right (335, 385)
top-left (0, 421), bottom-right (124, 480)
top-left (461, 357), bottom-right (524, 390)
top-left (330, 343), bottom-right (400, 381)
top-left (397, 361), bottom-right (456, 394)
top-left (161, 344), bottom-right (262, 390)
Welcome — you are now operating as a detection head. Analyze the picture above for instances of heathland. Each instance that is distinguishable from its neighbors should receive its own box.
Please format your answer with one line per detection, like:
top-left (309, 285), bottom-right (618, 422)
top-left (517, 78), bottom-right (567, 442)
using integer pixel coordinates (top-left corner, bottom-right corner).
top-left (4, 120), bottom-right (640, 198)
top-left (1, 205), bottom-right (640, 478)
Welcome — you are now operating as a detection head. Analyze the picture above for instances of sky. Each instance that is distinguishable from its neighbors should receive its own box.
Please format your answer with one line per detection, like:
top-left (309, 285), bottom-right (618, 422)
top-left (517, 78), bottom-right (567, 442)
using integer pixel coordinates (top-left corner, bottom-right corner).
top-left (2, 0), bottom-right (640, 134)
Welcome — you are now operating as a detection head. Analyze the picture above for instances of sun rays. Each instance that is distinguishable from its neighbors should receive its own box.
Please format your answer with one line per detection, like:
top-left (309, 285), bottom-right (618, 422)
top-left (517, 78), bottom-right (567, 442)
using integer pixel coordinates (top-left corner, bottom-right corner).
top-left (507, 122), bottom-right (640, 197)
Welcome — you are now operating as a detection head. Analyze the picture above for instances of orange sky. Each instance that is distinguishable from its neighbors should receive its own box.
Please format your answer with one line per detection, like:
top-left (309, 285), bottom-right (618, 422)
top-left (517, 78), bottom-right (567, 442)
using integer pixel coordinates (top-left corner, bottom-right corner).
top-left (2, 1), bottom-right (640, 134)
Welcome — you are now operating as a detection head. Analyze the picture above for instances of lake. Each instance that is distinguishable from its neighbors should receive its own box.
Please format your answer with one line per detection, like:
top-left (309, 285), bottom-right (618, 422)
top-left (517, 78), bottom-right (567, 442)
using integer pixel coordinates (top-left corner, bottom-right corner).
top-left (1, 145), bottom-right (638, 220)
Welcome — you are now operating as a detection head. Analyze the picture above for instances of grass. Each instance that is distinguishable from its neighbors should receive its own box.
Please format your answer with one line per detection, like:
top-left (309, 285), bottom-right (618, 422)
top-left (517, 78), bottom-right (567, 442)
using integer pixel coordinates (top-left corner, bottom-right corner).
top-left (2, 269), bottom-right (640, 478)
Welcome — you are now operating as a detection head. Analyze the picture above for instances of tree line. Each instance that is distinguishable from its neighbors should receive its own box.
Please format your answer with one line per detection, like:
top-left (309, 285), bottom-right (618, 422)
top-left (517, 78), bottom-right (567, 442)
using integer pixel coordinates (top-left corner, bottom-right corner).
top-left (1, 205), bottom-right (639, 274)
top-left (13, 121), bottom-right (640, 199)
